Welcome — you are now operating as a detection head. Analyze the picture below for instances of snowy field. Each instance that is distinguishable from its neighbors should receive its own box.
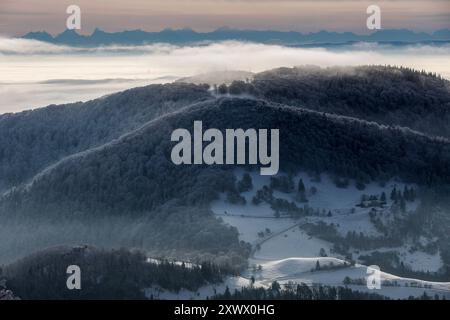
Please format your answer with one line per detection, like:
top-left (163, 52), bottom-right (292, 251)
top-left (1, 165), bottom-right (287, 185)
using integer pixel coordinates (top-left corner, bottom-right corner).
top-left (145, 276), bottom-right (251, 300)
top-left (211, 170), bottom-right (448, 299)
top-left (253, 226), bottom-right (334, 260)
top-left (145, 170), bottom-right (448, 299)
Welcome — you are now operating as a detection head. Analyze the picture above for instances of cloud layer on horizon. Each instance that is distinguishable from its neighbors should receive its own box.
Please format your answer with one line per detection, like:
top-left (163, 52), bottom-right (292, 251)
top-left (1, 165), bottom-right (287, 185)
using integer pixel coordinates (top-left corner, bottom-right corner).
top-left (0, 38), bottom-right (449, 113)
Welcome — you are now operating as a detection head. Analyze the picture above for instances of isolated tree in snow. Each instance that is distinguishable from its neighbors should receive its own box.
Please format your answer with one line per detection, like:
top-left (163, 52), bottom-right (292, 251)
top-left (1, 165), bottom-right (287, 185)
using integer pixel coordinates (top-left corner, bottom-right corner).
top-left (297, 179), bottom-right (308, 203)
top-left (237, 173), bottom-right (253, 193)
top-left (271, 281), bottom-right (281, 292)
top-left (315, 260), bottom-right (321, 271)
top-left (380, 192), bottom-right (387, 203)
top-left (218, 84), bottom-right (228, 95)
top-left (298, 179), bottom-right (306, 193)
top-left (400, 197), bottom-right (406, 213)
top-left (390, 187), bottom-right (398, 201)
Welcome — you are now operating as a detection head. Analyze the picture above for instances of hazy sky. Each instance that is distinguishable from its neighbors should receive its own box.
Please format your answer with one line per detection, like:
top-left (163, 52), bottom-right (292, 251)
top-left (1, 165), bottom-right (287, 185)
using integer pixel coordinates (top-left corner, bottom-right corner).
top-left (1, 0), bottom-right (449, 36)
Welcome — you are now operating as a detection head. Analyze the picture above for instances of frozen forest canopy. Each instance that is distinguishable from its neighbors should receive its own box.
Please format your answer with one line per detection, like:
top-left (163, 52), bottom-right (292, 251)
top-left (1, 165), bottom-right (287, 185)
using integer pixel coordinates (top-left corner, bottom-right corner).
top-left (0, 65), bottom-right (448, 192)
top-left (0, 65), bottom-right (449, 272)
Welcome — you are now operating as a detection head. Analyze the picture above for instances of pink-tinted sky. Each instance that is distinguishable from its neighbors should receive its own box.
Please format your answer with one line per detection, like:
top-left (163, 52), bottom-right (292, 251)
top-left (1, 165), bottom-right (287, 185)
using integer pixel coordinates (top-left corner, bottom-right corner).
top-left (1, 0), bottom-right (449, 36)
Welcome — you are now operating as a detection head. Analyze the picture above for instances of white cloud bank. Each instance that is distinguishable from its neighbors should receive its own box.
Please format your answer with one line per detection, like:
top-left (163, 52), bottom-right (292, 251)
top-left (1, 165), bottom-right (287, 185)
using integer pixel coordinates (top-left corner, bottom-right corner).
top-left (0, 38), bottom-right (449, 113)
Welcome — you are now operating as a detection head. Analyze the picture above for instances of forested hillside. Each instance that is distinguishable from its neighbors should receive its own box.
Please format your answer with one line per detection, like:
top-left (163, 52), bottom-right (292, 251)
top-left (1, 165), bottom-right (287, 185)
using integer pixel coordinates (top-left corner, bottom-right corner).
top-left (3, 97), bottom-right (449, 219)
top-left (222, 66), bottom-right (450, 138)
top-left (1, 66), bottom-right (450, 274)
top-left (2, 245), bottom-right (231, 299)
top-left (2, 65), bottom-right (448, 193)
top-left (0, 83), bottom-right (210, 190)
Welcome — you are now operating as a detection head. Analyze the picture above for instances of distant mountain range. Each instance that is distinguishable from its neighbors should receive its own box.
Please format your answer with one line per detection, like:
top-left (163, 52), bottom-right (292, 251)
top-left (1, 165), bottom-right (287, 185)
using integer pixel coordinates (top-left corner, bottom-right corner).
top-left (22, 28), bottom-right (450, 46)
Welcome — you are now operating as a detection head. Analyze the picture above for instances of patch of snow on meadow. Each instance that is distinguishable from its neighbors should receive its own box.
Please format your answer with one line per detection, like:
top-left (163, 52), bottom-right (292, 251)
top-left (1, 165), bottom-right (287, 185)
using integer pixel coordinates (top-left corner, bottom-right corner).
top-left (145, 276), bottom-right (250, 300)
top-left (208, 170), bottom-right (450, 299)
top-left (253, 226), bottom-right (334, 260)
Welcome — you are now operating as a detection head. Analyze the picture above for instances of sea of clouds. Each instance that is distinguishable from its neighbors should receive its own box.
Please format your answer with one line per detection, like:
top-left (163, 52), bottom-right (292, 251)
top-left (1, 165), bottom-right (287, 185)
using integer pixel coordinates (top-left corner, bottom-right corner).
top-left (0, 37), bottom-right (449, 113)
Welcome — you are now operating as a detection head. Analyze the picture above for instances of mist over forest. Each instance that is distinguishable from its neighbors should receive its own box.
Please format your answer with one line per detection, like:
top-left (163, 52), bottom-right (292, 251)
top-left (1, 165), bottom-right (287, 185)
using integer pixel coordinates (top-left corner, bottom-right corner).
top-left (1, 65), bottom-right (450, 300)
top-left (1, 37), bottom-right (449, 113)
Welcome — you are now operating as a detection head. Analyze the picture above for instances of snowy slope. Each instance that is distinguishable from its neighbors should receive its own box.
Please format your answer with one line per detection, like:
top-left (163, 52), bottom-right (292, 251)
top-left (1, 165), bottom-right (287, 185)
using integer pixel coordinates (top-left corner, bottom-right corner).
top-left (145, 276), bottom-right (251, 300)
top-left (253, 225), bottom-right (334, 260)
top-left (248, 258), bottom-right (450, 299)
top-left (208, 170), bottom-right (449, 299)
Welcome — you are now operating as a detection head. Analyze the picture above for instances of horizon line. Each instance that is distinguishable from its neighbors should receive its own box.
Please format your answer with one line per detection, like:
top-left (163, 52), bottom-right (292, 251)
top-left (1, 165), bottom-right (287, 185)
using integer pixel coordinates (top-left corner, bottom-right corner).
top-left (20, 27), bottom-right (450, 38)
